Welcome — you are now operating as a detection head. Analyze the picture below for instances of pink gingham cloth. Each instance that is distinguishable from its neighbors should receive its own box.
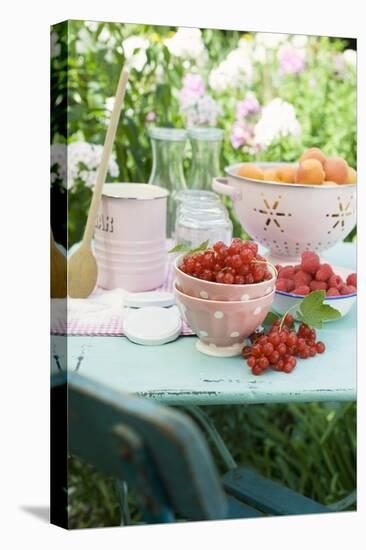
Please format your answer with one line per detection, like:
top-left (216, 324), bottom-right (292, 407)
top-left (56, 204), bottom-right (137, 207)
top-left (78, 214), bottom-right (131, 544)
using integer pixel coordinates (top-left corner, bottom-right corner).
top-left (51, 254), bottom-right (193, 337)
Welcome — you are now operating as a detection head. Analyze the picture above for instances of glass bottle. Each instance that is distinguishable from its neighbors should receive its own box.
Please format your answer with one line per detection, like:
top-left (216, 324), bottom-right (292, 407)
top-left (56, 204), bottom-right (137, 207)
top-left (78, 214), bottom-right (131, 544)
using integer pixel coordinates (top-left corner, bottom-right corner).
top-left (174, 190), bottom-right (232, 249)
top-left (148, 127), bottom-right (187, 238)
top-left (188, 127), bottom-right (224, 191)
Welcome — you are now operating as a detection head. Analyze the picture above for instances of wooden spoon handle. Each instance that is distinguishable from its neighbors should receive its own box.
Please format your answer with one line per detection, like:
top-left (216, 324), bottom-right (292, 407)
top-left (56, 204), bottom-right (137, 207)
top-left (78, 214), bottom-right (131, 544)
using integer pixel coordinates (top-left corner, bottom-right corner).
top-left (82, 68), bottom-right (129, 246)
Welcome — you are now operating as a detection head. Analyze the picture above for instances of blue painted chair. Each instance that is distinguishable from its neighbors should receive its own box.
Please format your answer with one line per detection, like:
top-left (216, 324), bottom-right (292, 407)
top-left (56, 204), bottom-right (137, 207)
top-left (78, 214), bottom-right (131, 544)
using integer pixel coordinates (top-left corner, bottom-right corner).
top-left (59, 371), bottom-right (331, 525)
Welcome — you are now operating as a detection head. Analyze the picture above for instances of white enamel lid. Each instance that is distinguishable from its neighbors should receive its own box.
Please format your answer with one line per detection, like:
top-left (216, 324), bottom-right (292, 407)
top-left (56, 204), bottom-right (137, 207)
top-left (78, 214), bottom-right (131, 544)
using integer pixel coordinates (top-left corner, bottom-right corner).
top-left (124, 306), bottom-right (182, 346)
top-left (124, 291), bottom-right (175, 308)
top-left (102, 183), bottom-right (169, 200)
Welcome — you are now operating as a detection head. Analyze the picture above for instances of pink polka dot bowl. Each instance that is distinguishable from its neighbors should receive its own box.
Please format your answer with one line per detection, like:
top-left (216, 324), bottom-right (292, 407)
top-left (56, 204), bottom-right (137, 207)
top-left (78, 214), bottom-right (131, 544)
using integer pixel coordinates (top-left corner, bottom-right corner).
top-left (174, 256), bottom-right (277, 302)
top-left (174, 284), bottom-right (275, 357)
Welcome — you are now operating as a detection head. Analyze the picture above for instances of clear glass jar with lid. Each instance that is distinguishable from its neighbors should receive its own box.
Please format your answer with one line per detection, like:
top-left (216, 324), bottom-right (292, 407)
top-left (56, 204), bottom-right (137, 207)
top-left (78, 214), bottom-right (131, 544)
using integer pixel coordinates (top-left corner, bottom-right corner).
top-left (187, 127), bottom-right (224, 191)
top-left (174, 190), bottom-right (232, 249)
top-left (148, 127), bottom-right (187, 237)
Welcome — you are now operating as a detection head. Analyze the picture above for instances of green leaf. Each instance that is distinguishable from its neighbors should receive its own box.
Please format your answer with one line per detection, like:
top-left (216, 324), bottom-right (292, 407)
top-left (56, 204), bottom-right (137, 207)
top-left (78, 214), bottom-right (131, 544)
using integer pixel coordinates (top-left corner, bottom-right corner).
top-left (168, 240), bottom-right (209, 256)
top-left (189, 240), bottom-right (210, 255)
top-left (263, 311), bottom-right (280, 326)
top-left (168, 243), bottom-right (190, 254)
top-left (296, 290), bottom-right (341, 329)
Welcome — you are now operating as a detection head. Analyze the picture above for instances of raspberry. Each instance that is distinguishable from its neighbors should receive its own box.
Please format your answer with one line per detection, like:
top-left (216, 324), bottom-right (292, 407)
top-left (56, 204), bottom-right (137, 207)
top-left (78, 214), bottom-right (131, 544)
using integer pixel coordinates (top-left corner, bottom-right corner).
top-left (245, 274), bottom-right (254, 284)
top-left (340, 284), bottom-right (357, 295)
top-left (301, 251), bottom-right (320, 274)
top-left (294, 270), bottom-right (312, 287)
top-left (315, 263), bottom-right (333, 282)
top-left (309, 280), bottom-right (327, 291)
top-left (328, 274), bottom-right (343, 289)
top-left (326, 287), bottom-right (340, 296)
top-left (279, 266), bottom-right (295, 279)
top-left (346, 273), bottom-right (357, 288)
top-left (286, 280), bottom-right (295, 292)
top-left (276, 278), bottom-right (288, 292)
top-left (293, 285), bottom-right (310, 295)
top-left (234, 275), bottom-right (245, 285)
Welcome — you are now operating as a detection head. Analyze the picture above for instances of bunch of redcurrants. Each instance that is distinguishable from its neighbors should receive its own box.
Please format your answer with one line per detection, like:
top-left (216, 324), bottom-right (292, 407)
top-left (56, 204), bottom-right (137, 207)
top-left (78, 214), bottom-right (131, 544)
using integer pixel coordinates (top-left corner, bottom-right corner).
top-left (242, 314), bottom-right (326, 376)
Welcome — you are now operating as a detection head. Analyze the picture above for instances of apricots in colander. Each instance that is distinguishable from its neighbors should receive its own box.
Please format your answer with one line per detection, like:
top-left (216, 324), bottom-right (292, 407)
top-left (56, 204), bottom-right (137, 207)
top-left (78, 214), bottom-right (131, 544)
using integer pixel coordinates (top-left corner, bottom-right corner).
top-left (295, 159), bottom-right (325, 185)
top-left (276, 165), bottom-right (297, 183)
top-left (237, 164), bottom-right (264, 180)
top-left (323, 157), bottom-right (348, 184)
top-left (299, 147), bottom-right (327, 166)
top-left (346, 166), bottom-right (357, 184)
top-left (263, 168), bottom-right (280, 182)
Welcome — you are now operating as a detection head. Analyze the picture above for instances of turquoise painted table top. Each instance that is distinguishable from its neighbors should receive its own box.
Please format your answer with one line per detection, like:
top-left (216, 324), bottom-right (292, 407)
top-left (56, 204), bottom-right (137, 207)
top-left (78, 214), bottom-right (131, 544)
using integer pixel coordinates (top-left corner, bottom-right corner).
top-left (53, 242), bottom-right (356, 406)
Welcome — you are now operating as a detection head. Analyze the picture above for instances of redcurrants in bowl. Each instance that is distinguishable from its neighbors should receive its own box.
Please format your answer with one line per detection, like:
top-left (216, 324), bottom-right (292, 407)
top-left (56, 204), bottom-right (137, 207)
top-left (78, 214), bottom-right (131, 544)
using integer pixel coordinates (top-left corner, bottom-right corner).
top-left (174, 239), bottom-right (277, 302)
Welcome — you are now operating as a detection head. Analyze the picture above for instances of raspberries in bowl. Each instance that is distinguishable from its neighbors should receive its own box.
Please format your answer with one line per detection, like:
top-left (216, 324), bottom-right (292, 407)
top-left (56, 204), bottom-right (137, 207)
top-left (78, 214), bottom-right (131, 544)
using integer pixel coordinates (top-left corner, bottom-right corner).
top-left (273, 251), bottom-right (357, 318)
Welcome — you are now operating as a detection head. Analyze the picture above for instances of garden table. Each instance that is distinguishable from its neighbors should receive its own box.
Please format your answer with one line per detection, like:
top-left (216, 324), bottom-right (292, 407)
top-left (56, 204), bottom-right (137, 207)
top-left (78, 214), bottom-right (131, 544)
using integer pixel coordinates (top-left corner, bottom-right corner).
top-left (52, 241), bottom-right (356, 497)
top-left (52, 242), bottom-right (356, 407)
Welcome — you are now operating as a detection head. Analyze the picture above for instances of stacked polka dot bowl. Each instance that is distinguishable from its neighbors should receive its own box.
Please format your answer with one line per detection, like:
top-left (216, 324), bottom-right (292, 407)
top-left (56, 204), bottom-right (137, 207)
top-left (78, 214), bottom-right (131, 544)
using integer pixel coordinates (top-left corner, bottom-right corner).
top-left (174, 257), bottom-right (276, 357)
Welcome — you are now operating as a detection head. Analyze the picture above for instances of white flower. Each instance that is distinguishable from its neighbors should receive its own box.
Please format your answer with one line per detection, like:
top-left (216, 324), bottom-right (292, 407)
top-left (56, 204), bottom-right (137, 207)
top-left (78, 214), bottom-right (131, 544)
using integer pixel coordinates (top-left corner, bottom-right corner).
top-left (85, 21), bottom-right (99, 32)
top-left (209, 43), bottom-right (253, 92)
top-left (253, 44), bottom-right (267, 63)
top-left (51, 142), bottom-right (119, 190)
top-left (76, 27), bottom-right (94, 54)
top-left (255, 32), bottom-right (288, 48)
top-left (122, 35), bottom-right (150, 71)
top-left (292, 35), bottom-right (308, 48)
top-left (343, 49), bottom-right (356, 67)
top-left (164, 27), bottom-right (206, 61)
top-left (254, 98), bottom-right (301, 149)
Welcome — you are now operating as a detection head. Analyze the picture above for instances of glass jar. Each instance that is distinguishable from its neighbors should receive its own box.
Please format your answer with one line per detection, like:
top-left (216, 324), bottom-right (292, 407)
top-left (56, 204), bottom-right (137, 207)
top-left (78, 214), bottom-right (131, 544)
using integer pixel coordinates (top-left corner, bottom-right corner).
top-left (188, 127), bottom-right (224, 191)
top-left (148, 127), bottom-right (187, 237)
top-left (174, 190), bottom-right (232, 249)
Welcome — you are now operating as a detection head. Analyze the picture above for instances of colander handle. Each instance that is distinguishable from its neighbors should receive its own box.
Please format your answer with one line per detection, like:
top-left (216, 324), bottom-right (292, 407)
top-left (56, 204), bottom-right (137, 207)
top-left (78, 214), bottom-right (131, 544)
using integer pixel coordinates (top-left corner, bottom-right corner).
top-left (212, 177), bottom-right (241, 199)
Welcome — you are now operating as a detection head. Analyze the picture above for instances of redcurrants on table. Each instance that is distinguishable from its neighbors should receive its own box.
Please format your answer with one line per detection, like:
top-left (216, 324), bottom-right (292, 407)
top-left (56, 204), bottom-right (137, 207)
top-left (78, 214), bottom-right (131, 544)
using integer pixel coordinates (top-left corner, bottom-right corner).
top-left (242, 319), bottom-right (326, 376)
top-left (179, 240), bottom-right (273, 285)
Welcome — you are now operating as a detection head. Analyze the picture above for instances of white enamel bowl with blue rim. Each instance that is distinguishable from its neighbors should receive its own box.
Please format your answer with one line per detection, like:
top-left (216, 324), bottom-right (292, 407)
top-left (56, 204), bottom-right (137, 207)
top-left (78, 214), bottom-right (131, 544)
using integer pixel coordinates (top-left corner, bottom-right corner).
top-left (273, 265), bottom-right (356, 318)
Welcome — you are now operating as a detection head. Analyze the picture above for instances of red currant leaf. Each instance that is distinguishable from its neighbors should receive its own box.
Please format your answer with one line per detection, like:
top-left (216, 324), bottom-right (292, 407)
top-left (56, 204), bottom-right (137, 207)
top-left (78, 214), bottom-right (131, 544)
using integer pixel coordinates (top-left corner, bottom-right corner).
top-left (168, 243), bottom-right (191, 253)
top-left (263, 311), bottom-right (280, 326)
top-left (296, 290), bottom-right (341, 329)
top-left (169, 240), bottom-right (209, 256)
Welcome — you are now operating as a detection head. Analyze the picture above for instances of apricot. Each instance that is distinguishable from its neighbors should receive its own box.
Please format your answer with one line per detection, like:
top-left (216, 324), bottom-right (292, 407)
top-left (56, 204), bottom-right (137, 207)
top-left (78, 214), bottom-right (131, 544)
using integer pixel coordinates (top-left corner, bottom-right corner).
top-left (299, 147), bottom-right (327, 166)
top-left (237, 164), bottom-right (264, 180)
top-left (276, 165), bottom-right (296, 183)
top-left (295, 159), bottom-right (325, 185)
top-left (323, 157), bottom-right (348, 184)
top-left (263, 168), bottom-right (280, 182)
top-left (346, 166), bottom-right (357, 184)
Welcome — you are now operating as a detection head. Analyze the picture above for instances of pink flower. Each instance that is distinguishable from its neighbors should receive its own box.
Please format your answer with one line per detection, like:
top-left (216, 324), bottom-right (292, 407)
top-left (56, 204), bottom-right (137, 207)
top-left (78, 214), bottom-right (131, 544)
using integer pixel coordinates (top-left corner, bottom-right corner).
top-left (279, 47), bottom-right (305, 75)
top-left (146, 111), bottom-right (156, 122)
top-left (230, 122), bottom-right (252, 149)
top-left (236, 92), bottom-right (260, 119)
top-left (181, 73), bottom-right (206, 97)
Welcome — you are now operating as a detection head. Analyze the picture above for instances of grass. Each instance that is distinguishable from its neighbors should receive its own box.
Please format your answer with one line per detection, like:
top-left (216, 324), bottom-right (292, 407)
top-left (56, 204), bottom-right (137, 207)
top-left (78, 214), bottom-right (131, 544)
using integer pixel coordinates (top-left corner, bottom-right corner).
top-left (67, 400), bottom-right (356, 528)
